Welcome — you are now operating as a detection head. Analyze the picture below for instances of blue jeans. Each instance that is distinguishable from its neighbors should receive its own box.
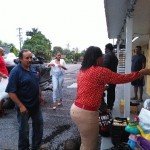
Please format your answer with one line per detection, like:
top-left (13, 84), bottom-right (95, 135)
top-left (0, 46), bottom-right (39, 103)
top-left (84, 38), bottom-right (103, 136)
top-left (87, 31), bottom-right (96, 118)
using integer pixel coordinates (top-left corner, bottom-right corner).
top-left (52, 72), bottom-right (64, 102)
top-left (16, 107), bottom-right (43, 150)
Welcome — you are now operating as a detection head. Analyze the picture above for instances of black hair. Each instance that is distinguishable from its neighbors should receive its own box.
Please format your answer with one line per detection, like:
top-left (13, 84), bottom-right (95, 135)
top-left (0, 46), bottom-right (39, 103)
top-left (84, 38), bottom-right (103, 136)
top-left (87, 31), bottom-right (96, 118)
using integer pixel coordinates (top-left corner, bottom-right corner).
top-left (136, 46), bottom-right (142, 51)
top-left (81, 46), bottom-right (103, 70)
top-left (19, 49), bottom-right (30, 59)
top-left (105, 43), bottom-right (114, 51)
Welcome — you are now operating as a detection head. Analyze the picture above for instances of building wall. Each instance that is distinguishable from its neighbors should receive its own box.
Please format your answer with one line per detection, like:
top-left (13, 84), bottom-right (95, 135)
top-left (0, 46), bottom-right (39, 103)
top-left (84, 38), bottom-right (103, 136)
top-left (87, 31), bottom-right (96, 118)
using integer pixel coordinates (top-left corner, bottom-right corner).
top-left (146, 37), bottom-right (150, 95)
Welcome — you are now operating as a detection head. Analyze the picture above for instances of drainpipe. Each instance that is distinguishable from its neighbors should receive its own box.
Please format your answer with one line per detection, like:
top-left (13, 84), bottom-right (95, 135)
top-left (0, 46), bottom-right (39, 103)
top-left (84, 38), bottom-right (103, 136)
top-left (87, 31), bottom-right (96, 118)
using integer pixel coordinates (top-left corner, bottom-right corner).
top-left (116, 44), bottom-right (120, 72)
top-left (124, 16), bottom-right (133, 117)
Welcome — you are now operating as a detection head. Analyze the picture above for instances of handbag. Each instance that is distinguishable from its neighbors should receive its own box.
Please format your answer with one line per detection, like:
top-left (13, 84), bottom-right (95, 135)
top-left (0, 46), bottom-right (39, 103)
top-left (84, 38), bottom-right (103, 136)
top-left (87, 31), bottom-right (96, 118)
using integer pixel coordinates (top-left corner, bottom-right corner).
top-left (99, 100), bottom-right (112, 137)
top-left (99, 110), bottom-right (112, 137)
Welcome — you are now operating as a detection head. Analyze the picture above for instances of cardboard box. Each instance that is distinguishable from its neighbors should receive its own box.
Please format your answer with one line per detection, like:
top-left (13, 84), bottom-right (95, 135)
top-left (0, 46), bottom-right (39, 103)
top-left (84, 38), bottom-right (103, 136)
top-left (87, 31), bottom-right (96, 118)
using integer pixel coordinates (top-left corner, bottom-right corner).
top-left (120, 105), bottom-right (139, 114)
top-left (130, 106), bottom-right (138, 114)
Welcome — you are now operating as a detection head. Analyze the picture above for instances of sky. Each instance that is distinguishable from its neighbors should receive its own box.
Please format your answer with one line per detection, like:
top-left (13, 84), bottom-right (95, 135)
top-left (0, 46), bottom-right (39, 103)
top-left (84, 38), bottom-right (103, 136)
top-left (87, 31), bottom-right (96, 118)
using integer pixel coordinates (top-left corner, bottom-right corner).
top-left (0, 0), bottom-right (113, 52)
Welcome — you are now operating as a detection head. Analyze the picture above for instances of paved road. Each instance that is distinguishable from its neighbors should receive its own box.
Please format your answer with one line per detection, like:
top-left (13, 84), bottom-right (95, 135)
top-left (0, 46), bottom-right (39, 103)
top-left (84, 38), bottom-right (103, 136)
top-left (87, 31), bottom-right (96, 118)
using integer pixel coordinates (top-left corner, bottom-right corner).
top-left (0, 64), bottom-right (81, 150)
top-left (0, 63), bottom-right (101, 150)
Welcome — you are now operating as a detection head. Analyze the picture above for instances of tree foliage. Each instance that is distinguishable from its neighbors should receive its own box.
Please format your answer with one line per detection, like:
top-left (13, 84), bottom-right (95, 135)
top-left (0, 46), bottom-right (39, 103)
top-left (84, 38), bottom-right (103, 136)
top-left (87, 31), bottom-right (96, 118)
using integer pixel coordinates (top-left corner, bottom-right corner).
top-left (10, 46), bottom-right (19, 56)
top-left (63, 48), bottom-right (70, 55)
top-left (26, 28), bottom-right (42, 37)
top-left (23, 28), bottom-right (52, 60)
top-left (80, 50), bottom-right (86, 57)
top-left (52, 46), bottom-right (63, 56)
top-left (0, 40), bottom-right (19, 56)
top-left (73, 52), bottom-right (80, 61)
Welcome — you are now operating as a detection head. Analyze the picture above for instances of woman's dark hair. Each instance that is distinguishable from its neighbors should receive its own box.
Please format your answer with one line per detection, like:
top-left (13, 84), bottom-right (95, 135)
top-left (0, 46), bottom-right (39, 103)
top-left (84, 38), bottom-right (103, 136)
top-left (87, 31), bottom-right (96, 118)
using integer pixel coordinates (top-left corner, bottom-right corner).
top-left (19, 49), bottom-right (30, 59)
top-left (81, 46), bottom-right (103, 70)
top-left (136, 46), bottom-right (142, 51)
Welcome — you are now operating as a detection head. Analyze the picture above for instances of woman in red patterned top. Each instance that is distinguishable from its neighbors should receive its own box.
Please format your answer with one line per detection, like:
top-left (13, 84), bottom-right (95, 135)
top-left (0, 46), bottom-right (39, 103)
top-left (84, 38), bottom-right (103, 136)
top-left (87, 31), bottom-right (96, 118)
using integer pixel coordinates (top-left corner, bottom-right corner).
top-left (70, 46), bottom-right (150, 150)
top-left (0, 47), bottom-right (8, 78)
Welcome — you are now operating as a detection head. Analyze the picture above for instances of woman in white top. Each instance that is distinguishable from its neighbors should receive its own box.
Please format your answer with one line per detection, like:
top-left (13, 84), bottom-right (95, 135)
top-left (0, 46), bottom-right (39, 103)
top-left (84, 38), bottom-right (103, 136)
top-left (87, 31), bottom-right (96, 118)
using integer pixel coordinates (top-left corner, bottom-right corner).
top-left (48, 52), bottom-right (67, 109)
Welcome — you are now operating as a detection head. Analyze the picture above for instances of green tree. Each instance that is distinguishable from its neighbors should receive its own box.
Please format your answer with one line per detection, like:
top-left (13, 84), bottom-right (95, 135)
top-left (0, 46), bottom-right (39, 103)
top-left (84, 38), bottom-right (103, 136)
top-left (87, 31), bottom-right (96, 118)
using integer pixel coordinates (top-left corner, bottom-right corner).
top-left (80, 50), bottom-right (86, 57)
top-left (52, 46), bottom-right (63, 56)
top-left (66, 51), bottom-right (74, 60)
top-left (10, 46), bottom-right (19, 56)
top-left (63, 48), bottom-right (70, 55)
top-left (26, 28), bottom-right (41, 37)
top-left (74, 53), bottom-right (80, 61)
top-left (0, 40), bottom-right (19, 55)
top-left (23, 28), bottom-right (52, 60)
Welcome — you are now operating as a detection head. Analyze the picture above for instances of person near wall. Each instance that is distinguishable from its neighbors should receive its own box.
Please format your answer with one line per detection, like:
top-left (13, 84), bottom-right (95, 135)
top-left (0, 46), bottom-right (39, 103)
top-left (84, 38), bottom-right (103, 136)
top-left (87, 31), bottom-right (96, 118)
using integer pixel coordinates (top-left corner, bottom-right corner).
top-left (70, 46), bottom-right (150, 150)
top-left (48, 52), bottom-right (67, 110)
top-left (5, 49), bottom-right (44, 150)
top-left (103, 43), bottom-right (118, 111)
top-left (131, 46), bottom-right (146, 102)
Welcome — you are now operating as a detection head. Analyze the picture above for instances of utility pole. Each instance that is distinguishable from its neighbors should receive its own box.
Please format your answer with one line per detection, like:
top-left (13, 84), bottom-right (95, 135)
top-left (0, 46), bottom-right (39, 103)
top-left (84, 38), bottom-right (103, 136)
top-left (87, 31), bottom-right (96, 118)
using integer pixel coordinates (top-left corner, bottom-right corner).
top-left (66, 43), bottom-right (70, 50)
top-left (17, 27), bottom-right (23, 50)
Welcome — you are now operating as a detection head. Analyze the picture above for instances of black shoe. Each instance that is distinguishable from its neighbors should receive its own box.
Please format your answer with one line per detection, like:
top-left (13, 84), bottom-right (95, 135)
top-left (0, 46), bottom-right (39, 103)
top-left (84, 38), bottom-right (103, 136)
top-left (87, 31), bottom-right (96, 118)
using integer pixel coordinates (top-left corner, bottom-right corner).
top-left (130, 102), bottom-right (140, 106)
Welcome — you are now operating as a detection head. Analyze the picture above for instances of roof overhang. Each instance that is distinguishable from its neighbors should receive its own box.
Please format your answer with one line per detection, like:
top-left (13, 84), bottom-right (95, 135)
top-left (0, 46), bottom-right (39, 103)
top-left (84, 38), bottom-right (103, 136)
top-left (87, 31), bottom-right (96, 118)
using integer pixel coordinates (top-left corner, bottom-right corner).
top-left (104, 0), bottom-right (150, 47)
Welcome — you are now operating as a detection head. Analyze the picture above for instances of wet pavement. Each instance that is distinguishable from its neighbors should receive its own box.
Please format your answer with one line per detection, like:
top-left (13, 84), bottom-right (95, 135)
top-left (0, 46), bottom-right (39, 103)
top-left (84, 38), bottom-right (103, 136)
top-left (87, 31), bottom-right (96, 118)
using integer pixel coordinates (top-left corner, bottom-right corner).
top-left (0, 63), bottom-right (101, 150)
top-left (0, 64), bottom-right (81, 150)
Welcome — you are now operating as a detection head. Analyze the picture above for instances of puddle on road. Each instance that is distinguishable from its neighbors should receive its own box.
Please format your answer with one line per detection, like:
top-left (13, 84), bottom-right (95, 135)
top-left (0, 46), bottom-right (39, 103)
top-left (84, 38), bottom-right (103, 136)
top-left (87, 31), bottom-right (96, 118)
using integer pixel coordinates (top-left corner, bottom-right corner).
top-left (42, 124), bottom-right (70, 144)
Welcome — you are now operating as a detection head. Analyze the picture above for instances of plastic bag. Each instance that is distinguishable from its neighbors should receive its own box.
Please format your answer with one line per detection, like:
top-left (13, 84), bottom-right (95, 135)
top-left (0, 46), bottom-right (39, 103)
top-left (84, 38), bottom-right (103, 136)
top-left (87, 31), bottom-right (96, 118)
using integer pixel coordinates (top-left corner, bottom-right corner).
top-left (0, 78), bottom-right (9, 100)
top-left (137, 136), bottom-right (150, 150)
top-left (143, 99), bottom-right (150, 110)
top-left (99, 100), bottom-right (112, 137)
top-left (139, 108), bottom-right (150, 133)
